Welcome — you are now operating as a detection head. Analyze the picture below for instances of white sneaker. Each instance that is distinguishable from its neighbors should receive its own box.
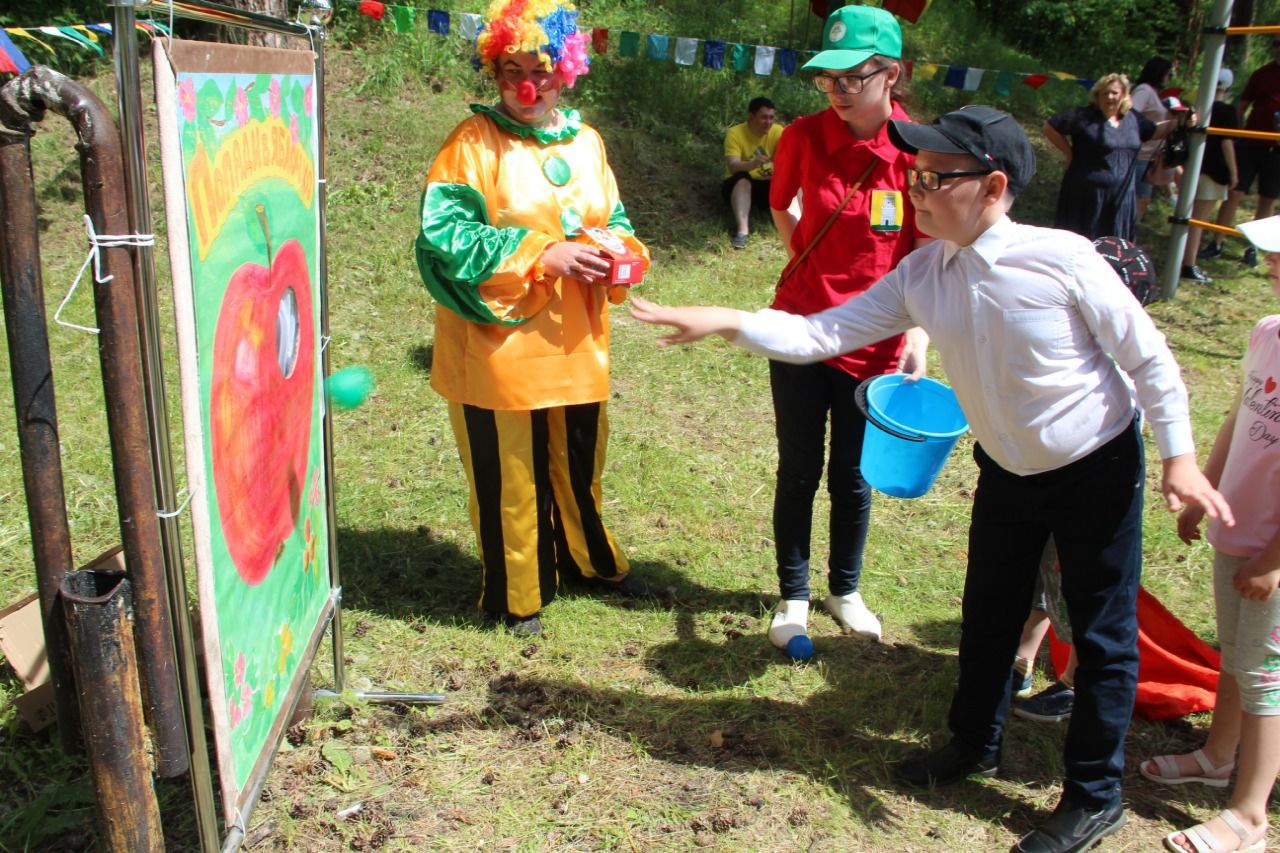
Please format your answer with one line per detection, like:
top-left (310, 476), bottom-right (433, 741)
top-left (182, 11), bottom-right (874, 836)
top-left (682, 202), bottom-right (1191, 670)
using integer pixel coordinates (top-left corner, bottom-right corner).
top-left (823, 591), bottom-right (881, 641)
top-left (767, 599), bottom-right (809, 650)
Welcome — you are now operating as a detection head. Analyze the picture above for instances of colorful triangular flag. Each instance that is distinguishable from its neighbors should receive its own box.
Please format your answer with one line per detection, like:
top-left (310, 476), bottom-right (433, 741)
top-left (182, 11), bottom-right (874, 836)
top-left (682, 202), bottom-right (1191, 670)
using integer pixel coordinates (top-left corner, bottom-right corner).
top-left (0, 29), bottom-right (31, 74)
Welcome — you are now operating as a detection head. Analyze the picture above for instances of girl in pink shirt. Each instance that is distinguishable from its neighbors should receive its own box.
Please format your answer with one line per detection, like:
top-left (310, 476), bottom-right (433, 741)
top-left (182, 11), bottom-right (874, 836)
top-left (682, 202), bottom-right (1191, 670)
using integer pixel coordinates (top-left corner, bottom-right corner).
top-left (1142, 217), bottom-right (1280, 853)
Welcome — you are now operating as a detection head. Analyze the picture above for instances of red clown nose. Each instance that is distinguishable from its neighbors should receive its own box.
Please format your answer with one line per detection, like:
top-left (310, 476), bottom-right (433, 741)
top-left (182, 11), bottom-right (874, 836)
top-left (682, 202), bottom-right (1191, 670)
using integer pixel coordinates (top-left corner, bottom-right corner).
top-left (516, 80), bottom-right (538, 106)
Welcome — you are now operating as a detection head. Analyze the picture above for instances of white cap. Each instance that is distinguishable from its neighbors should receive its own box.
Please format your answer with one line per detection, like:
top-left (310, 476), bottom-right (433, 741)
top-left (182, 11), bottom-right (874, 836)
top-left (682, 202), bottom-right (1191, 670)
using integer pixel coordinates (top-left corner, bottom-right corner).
top-left (1218, 67), bottom-right (1234, 89)
top-left (1238, 216), bottom-right (1280, 253)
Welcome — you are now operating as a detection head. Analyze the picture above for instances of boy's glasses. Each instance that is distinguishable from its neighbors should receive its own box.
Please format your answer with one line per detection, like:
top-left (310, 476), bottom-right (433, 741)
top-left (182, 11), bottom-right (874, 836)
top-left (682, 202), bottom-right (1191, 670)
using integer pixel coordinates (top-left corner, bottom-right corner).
top-left (812, 66), bottom-right (888, 95)
top-left (906, 167), bottom-right (992, 191)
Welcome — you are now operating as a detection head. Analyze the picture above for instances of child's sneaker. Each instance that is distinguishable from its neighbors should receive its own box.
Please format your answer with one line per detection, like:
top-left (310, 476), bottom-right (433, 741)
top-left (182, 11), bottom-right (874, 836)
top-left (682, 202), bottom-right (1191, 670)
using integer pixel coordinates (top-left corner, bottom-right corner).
top-left (768, 599), bottom-right (809, 650)
top-left (822, 591), bottom-right (881, 641)
top-left (1013, 680), bottom-right (1074, 722)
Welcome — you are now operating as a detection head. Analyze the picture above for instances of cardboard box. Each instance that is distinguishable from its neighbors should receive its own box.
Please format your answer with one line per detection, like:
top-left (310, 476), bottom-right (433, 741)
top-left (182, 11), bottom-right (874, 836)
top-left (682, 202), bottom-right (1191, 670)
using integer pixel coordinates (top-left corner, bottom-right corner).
top-left (0, 547), bottom-right (125, 731)
top-left (0, 592), bottom-right (56, 731)
top-left (582, 227), bottom-right (645, 286)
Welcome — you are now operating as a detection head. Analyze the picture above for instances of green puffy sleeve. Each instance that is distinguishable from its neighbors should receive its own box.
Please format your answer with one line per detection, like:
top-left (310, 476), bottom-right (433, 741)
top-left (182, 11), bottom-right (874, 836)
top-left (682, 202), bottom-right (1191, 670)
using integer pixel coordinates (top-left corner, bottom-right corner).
top-left (415, 119), bottom-right (556, 325)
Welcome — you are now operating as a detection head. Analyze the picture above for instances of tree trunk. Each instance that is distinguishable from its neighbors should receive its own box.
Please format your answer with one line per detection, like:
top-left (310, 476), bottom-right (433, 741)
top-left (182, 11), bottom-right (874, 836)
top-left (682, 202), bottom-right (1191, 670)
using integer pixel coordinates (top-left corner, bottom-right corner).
top-left (224, 0), bottom-right (292, 48)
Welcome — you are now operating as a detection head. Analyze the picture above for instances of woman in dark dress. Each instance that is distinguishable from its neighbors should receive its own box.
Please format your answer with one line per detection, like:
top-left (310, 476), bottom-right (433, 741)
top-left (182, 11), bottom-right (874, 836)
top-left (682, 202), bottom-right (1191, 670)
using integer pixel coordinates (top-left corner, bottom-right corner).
top-left (1043, 73), bottom-right (1164, 240)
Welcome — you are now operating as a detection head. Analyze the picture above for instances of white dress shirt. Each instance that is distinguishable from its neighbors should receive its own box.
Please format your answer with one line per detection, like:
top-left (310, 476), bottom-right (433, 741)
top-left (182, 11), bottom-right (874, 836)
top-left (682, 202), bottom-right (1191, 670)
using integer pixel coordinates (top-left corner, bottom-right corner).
top-left (736, 215), bottom-right (1194, 476)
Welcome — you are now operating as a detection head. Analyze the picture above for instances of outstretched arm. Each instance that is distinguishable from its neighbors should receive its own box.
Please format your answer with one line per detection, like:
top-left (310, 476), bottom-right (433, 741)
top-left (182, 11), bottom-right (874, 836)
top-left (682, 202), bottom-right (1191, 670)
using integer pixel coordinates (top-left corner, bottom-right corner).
top-left (629, 296), bottom-right (743, 346)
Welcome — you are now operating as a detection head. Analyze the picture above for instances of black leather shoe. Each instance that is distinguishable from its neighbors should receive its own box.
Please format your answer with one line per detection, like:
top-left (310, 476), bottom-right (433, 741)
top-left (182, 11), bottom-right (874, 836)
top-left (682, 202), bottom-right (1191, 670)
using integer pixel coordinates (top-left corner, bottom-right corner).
top-left (1011, 800), bottom-right (1126, 853)
top-left (894, 741), bottom-right (1000, 787)
top-left (604, 572), bottom-right (654, 598)
top-left (504, 614), bottom-right (543, 637)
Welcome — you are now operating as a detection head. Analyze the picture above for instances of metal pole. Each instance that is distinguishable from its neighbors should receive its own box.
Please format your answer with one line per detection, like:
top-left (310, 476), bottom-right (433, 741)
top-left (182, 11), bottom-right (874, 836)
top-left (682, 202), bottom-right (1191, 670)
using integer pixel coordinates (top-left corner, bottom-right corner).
top-left (61, 570), bottom-right (164, 853)
top-left (108, 2), bottom-right (221, 847)
top-left (1162, 0), bottom-right (1235, 300)
top-left (7, 64), bottom-right (189, 777)
top-left (0, 84), bottom-right (81, 752)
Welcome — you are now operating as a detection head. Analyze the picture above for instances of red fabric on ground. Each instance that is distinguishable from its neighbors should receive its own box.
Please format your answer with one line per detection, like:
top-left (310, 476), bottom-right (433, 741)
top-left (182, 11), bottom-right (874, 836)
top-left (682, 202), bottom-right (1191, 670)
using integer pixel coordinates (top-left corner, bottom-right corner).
top-left (1048, 585), bottom-right (1219, 721)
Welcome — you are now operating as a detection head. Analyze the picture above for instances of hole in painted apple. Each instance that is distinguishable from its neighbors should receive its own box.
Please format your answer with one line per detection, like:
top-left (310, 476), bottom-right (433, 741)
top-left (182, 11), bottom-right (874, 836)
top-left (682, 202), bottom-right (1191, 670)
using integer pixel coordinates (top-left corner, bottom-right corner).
top-left (276, 287), bottom-right (300, 379)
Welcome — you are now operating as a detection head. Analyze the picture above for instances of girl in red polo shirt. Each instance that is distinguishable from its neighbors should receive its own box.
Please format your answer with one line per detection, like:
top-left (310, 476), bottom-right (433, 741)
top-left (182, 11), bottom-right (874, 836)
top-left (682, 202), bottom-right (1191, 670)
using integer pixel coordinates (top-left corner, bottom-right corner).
top-left (765, 5), bottom-right (929, 654)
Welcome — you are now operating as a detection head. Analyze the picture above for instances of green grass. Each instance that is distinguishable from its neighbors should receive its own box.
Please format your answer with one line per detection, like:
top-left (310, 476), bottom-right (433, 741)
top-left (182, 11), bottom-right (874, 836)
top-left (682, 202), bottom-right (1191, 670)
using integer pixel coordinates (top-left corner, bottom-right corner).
top-left (2, 16), bottom-right (1280, 853)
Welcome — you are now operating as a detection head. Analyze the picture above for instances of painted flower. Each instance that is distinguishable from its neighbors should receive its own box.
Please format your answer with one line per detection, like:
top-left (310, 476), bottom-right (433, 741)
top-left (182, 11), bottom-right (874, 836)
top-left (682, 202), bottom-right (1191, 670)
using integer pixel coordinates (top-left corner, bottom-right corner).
top-left (309, 468), bottom-right (322, 508)
top-left (290, 112), bottom-right (299, 144)
top-left (179, 77), bottom-right (197, 123)
top-left (234, 651), bottom-right (246, 686)
top-left (277, 622), bottom-right (294, 674)
top-left (234, 87), bottom-right (249, 127)
top-left (304, 82), bottom-right (314, 116)
top-left (302, 518), bottom-right (316, 574)
top-left (240, 681), bottom-right (252, 711)
top-left (229, 695), bottom-right (243, 727)
top-left (269, 78), bottom-right (281, 117)
top-left (263, 680), bottom-right (276, 709)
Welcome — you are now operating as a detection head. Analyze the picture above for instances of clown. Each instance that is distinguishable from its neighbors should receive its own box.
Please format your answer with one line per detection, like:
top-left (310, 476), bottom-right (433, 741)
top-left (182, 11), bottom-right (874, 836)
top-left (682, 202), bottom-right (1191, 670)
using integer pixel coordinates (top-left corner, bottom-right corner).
top-left (415, 0), bottom-right (650, 637)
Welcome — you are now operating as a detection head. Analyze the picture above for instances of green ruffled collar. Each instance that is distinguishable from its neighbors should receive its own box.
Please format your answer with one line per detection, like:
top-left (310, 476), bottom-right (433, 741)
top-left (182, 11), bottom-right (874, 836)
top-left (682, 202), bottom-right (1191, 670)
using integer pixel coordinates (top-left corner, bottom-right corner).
top-left (471, 104), bottom-right (582, 143)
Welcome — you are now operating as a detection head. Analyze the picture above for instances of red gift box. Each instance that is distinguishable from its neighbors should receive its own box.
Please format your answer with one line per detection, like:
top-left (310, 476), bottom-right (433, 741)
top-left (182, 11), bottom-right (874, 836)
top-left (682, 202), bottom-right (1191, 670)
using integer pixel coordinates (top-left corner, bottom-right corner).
top-left (583, 227), bottom-right (645, 286)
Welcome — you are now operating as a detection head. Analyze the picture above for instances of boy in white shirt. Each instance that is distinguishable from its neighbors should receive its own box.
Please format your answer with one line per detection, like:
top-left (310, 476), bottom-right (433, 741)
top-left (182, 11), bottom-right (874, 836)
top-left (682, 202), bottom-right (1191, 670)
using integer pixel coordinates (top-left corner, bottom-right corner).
top-left (631, 105), bottom-right (1233, 853)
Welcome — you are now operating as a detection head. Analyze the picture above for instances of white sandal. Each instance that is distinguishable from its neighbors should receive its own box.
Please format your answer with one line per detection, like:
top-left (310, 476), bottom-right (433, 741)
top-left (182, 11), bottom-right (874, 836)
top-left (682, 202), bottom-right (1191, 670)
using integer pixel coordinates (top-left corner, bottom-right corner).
top-left (1141, 748), bottom-right (1234, 788)
top-left (1163, 809), bottom-right (1267, 853)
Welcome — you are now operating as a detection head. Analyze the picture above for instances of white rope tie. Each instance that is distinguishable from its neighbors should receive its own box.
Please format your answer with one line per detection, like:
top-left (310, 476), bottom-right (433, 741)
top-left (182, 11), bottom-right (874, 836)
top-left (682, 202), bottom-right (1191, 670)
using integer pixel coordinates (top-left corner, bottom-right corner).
top-left (155, 487), bottom-right (192, 519)
top-left (54, 215), bottom-right (155, 335)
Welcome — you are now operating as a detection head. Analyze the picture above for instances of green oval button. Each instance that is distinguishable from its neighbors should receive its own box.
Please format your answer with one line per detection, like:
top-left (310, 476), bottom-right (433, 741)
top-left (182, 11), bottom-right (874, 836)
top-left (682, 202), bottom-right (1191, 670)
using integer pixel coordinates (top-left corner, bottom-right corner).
top-left (542, 154), bottom-right (571, 187)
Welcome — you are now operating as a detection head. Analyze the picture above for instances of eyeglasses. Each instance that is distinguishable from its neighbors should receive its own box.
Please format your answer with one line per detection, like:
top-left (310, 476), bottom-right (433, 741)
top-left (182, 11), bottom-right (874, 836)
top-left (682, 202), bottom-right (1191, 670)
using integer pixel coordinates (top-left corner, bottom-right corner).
top-left (812, 65), bottom-right (889, 95)
top-left (906, 167), bottom-right (992, 191)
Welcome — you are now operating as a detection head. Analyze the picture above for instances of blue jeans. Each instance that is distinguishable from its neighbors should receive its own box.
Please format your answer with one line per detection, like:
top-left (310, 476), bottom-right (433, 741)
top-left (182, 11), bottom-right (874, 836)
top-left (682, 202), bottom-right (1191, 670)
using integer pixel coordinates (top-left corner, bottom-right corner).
top-left (769, 360), bottom-right (872, 601)
top-left (948, 418), bottom-right (1143, 810)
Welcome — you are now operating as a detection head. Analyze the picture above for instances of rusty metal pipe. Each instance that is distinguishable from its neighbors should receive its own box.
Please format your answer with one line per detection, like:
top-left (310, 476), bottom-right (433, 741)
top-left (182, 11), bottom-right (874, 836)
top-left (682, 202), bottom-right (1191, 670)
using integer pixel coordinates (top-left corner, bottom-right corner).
top-left (0, 100), bottom-right (80, 752)
top-left (61, 570), bottom-right (164, 852)
top-left (0, 67), bottom-right (188, 777)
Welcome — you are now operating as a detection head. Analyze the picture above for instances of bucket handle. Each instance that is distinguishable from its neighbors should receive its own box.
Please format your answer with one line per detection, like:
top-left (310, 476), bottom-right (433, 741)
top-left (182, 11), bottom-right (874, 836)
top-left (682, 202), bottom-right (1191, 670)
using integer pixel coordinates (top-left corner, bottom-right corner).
top-left (854, 379), bottom-right (926, 443)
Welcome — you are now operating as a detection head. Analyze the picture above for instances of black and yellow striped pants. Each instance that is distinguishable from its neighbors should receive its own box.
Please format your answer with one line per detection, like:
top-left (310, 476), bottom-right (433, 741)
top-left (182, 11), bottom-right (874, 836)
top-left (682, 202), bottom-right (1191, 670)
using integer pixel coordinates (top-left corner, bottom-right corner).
top-left (448, 401), bottom-right (629, 619)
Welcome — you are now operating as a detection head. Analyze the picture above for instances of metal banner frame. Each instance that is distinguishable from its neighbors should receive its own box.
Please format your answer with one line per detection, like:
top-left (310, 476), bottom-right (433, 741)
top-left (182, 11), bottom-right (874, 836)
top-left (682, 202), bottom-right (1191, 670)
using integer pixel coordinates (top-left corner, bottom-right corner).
top-left (106, 0), bottom-right (444, 849)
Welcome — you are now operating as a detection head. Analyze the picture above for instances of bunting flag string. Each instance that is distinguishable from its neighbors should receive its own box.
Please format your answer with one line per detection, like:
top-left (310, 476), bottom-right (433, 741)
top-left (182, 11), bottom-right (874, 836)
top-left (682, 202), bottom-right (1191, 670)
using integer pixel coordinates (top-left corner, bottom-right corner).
top-left (0, 21), bottom-right (168, 76)
top-left (1, 0), bottom-right (1099, 99)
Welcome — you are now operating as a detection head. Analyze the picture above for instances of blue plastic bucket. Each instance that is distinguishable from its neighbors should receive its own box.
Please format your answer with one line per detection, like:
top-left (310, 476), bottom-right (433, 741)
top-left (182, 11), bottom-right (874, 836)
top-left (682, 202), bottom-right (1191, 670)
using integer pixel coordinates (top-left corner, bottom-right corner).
top-left (855, 374), bottom-right (969, 499)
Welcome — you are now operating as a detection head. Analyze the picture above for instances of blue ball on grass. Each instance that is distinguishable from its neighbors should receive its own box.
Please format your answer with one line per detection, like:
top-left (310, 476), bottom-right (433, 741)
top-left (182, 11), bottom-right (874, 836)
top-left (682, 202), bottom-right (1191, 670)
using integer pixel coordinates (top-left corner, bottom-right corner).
top-left (785, 634), bottom-right (814, 662)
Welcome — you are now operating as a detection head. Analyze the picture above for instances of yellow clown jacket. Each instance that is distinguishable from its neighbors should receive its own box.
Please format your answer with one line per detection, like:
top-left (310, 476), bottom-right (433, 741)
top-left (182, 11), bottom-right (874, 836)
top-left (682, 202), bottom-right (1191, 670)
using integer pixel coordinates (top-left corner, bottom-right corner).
top-left (416, 105), bottom-right (649, 411)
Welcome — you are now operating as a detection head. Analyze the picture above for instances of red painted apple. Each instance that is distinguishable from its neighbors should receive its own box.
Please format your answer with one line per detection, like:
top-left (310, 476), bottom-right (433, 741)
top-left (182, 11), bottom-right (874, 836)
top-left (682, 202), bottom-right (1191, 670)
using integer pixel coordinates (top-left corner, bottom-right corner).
top-left (210, 207), bottom-right (314, 585)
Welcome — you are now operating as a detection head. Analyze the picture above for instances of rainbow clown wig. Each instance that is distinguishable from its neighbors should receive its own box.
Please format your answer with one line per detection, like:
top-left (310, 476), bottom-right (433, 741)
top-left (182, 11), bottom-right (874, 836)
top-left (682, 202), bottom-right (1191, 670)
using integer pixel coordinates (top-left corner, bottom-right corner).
top-left (476, 0), bottom-right (591, 87)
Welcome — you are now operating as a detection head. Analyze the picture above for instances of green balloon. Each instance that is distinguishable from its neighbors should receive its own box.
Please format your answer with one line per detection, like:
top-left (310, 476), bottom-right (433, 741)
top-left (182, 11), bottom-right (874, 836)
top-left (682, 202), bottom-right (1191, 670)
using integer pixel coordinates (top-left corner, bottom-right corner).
top-left (325, 366), bottom-right (374, 410)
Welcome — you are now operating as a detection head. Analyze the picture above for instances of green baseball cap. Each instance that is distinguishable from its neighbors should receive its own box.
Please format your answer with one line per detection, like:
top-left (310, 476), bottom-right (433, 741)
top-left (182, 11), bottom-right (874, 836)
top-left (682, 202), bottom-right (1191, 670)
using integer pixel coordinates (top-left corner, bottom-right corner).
top-left (802, 5), bottom-right (902, 73)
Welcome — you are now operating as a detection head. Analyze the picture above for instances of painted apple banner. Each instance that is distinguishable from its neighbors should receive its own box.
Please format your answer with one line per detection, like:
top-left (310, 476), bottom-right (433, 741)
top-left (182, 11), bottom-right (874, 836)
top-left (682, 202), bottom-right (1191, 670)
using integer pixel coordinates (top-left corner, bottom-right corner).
top-left (173, 64), bottom-right (329, 795)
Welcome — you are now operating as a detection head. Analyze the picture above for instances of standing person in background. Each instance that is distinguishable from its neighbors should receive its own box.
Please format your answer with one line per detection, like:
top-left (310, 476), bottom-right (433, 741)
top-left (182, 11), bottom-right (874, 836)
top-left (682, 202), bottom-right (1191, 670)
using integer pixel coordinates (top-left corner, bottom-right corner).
top-left (724, 97), bottom-right (786, 249)
top-left (762, 4), bottom-right (930, 656)
top-left (1043, 73), bottom-right (1163, 241)
top-left (1200, 40), bottom-right (1280, 269)
top-left (1131, 56), bottom-right (1174, 224)
top-left (1180, 68), bottom-right (1239, 283)
top-left (415, 0), bottom-right (650, 638)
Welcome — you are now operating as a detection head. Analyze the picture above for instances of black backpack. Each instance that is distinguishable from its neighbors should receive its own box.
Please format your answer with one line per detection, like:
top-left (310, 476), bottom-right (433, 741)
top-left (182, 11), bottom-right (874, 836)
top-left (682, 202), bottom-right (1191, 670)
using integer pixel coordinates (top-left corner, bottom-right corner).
top-left (1093, 236), bottom-right (1158, 306)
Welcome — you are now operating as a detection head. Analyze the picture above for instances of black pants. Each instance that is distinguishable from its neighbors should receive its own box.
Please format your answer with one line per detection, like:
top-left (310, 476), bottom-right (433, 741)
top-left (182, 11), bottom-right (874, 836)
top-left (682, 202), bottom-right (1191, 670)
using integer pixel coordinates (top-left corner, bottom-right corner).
top-left (949, 419), bottom-right (1144, 809)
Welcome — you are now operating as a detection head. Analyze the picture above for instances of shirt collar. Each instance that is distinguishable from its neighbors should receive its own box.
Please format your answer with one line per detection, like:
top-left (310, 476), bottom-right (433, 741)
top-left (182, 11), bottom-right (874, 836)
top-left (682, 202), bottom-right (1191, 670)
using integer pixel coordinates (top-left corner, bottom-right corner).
top-left (820, 102), bottom-right (908, 159)
top-left (942, 215), bottom-right (1014, 268)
